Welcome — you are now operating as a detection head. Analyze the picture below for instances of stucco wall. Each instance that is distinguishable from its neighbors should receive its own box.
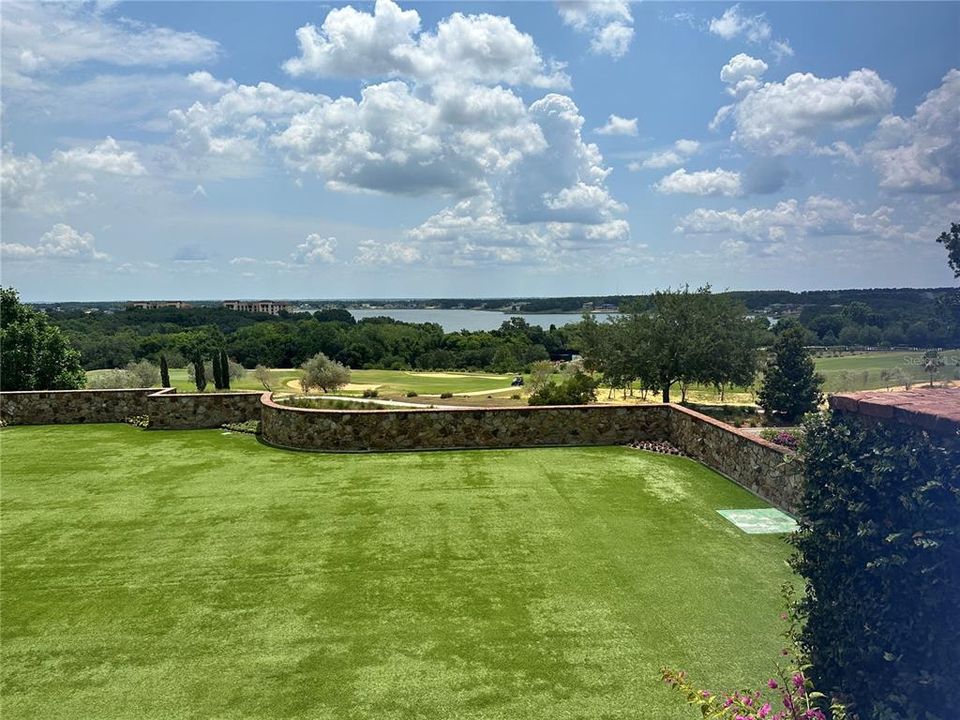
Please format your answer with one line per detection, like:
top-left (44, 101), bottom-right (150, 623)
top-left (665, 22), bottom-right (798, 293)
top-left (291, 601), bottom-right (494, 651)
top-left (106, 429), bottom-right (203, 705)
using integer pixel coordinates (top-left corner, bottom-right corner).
top-left (0, 388), bottom-right (158, 425)
top-left (260, 396), bottom-right (672, 452)
top-left (668, 404), bottom-right (803, 513)
top-left (146, 391), bottom-right (263, 429)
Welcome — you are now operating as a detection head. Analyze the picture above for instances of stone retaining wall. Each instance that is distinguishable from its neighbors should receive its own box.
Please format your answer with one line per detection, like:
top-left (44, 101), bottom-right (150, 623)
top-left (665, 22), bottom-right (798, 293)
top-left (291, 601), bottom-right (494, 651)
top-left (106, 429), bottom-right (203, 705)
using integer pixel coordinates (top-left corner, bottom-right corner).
top-left (669, 404), bottom-right (802, 513)
top-left (0, 388), bottom-right (158, 425)
top-left (147, 391), bottom-right (263, 429)
top-left (0, 388), bottom-right (802, 512)
top-left (261, 396), bottom-right (672, 452)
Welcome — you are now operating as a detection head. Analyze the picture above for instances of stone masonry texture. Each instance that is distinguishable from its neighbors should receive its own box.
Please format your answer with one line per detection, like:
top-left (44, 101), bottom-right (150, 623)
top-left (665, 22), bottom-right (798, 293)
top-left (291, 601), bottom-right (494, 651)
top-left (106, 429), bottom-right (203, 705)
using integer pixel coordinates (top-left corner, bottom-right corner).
top-left (0, 389), bottom-right (803, 513)
top-left (0, 388), bottom-right (158, 425)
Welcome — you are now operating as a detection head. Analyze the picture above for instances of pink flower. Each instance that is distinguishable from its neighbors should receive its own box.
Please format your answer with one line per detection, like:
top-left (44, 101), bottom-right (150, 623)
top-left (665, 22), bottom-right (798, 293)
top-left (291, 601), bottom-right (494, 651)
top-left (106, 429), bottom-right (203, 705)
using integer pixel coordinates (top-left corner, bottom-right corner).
top-left (767, 679), bottom-right (779, 689)
top-left (701, 691), bottom-right (711, 699)
top-left (792, 673), bottom-right (805, 689)
top-left (758, 703), bottom-right (772, 718)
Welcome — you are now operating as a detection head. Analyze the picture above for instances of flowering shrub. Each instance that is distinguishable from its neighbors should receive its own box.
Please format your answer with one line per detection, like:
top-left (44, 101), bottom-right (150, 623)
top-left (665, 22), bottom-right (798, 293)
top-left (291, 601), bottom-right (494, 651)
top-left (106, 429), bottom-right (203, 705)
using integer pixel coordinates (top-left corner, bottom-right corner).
top-left (758, 429), bottom-right (800, 450)
top-left (661, 587), bottom-right (846, 720)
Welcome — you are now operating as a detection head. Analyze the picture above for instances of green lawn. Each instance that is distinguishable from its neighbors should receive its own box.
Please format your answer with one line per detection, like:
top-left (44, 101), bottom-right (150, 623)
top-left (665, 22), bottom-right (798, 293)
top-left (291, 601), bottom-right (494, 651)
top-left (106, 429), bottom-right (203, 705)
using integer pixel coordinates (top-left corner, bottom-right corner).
top-left (1, 425), bottom-right (793, 719)
top-left (347, 369), bottom-right (515, 396)
top-left (813, 349), bottom-right (960, 392)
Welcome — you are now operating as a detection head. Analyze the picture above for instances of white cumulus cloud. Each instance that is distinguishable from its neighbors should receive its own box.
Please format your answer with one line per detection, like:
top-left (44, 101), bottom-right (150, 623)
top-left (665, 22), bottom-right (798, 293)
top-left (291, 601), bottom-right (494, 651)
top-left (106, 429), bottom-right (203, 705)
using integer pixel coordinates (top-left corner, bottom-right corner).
top-left (2, 223), bottom-right (108, 261)
top-left (720, 53), bottom-right (768, 97)
top-left (355, 240), bottom-right (422, 265)
top-left (53, 137), bottom-right (146, 176)
top-left (675, 196), bottom-right (901, 243)
top-left (709, 4), bottom-right (771, 43)
top-left (557, 1), bottom-right (634, 59)
top-left (655, 168), bottom-right (743, 196)
top-left (291, 234), bottom-right (337, 264)
top-left (866, 69), bottom-right (960, 193)
top-left (283, 0), bottom-right (568, 89)
top-left (630, 139), bottom-right (701, 170)
top-left (723, 69), bottom-right (895, 155)
top-left (595, 114), bottom-right (638, 136)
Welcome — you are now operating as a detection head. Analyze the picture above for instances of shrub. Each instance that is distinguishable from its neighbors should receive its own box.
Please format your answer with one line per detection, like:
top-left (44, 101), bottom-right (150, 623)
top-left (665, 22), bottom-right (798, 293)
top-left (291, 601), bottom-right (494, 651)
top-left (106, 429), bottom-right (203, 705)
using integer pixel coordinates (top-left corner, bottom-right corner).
top-left (528, 370), bottom-right (597, 406)
top-left (758, 428), bottom-right (801, 450)
top-left (87, 369), bottom-right (137, 389)
top-left (222, 420), bottom-right (260, 434)
top-left (510, 393), bottom-right (521, 400)
top-left (300, 352), bottom-right (350, 393)
top-left (361, 388), bottom-right (379, 398)
top-left (406, 391), bottom-right (418, 397)
top-left (439, 392), bottom-right (453, 399)
top-left (125, 359), bottom-right (159, 387)
top-left (792, 412), bottom-right (960, 719)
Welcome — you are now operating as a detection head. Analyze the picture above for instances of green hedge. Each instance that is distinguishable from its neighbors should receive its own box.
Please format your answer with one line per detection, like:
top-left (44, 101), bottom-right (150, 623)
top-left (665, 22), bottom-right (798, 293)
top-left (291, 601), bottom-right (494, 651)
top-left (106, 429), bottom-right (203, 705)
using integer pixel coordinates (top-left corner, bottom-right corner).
top-left (793, 412), bottom-right (959, 719)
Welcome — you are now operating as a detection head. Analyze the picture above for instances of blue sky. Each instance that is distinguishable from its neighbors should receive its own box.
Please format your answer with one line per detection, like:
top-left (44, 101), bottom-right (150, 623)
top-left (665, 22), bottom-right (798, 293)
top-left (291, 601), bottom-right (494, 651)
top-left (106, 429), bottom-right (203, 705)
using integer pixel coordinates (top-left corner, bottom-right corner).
top-left (2, 1), bottom-right (958, 301)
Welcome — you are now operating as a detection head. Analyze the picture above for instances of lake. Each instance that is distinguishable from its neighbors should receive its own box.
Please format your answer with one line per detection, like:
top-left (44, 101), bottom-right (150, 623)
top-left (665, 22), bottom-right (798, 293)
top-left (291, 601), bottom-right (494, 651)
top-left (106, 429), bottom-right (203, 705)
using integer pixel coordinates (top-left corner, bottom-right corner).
top-left (343, 308), bottom-right (618, 332)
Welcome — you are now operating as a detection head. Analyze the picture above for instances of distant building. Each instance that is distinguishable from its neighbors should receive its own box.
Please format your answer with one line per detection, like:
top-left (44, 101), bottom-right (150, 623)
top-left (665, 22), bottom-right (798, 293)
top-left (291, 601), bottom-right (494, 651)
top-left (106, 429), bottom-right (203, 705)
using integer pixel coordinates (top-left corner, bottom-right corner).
top-left (128, 301), bottom-right (189, 310)
top-left (223, 300), bottom-right (290, 315)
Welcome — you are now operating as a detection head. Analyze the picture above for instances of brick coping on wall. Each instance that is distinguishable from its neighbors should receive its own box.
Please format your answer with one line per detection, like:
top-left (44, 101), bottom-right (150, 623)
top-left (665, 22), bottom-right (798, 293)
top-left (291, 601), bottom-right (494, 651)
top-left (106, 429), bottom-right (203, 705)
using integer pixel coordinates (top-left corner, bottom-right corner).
top-left (829, 388), bottom-right (960, 436)
top-left (666, 402), bottom-right (794, 456)
top-left (0, 387), bottom-right (161, 395)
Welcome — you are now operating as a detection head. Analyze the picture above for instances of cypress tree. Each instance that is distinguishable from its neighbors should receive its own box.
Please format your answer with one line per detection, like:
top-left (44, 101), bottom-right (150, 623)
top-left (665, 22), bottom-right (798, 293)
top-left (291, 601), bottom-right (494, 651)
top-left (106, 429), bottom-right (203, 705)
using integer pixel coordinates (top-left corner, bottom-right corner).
top-left (159, 354), bottom-right (171, 388)
top-left (220, 349), bottom-right (231, 390)
top-left (212, 351), bottom-right (224, 390)
top-left (758, 325), bottom-right (824, 422)
top-left (193, 352), bottom-right (207, 392)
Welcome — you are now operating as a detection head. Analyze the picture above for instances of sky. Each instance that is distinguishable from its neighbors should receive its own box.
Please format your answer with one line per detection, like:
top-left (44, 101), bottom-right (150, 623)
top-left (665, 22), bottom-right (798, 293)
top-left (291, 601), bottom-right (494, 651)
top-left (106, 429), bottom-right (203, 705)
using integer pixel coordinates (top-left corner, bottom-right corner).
top-left (1, 1), bottom-right (958, 302)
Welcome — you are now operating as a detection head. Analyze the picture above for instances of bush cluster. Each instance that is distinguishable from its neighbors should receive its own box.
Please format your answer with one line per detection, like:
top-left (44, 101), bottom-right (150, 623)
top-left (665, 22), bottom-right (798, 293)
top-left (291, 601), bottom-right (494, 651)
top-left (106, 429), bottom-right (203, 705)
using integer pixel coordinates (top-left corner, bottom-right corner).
top-left (527, 370), bottom-right (597, 406)
top-left (792, 412), bottom-right (960, 719)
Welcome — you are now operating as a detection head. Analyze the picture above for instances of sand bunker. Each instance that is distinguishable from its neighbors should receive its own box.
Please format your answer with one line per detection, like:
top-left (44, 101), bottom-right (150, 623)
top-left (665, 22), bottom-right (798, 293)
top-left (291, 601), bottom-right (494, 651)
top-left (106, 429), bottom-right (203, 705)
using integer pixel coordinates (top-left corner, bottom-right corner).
top-left (406, 372), bottom-right (507, 380)
top-left (284, 380), bottom-right (383, 394)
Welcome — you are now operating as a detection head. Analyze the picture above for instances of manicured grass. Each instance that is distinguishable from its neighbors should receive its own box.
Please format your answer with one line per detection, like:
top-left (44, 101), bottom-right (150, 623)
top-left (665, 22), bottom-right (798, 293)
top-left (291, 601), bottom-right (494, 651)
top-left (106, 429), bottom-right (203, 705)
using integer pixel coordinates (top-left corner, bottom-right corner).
top-left (347, 369), bottom-right (515, 396)
top-left (1, 425), bottom-right (794, 719)
top-left (813, 349), bottom-right (960, 392)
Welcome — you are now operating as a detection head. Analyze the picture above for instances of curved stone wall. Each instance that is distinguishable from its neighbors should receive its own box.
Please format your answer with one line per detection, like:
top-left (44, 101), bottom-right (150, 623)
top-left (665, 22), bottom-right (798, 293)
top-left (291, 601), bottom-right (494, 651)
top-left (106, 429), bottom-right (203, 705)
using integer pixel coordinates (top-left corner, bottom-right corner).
top-left (260, 394), bottom-right (672, 452)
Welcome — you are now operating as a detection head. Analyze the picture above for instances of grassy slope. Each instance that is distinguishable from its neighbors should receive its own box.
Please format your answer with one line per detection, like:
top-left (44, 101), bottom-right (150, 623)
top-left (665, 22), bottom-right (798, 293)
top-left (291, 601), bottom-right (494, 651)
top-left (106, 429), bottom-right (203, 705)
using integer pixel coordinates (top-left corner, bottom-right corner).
top-left (348, 370), bottom-right (514, 396)
top-left (1, 425), bottom-right (793, 719)
top-left (812, 349), bottom-right (960, 392)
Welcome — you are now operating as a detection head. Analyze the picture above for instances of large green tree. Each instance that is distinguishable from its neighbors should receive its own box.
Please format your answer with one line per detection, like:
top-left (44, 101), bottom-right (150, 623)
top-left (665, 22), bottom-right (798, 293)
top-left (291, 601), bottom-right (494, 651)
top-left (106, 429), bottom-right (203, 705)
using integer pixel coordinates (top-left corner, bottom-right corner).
top-left (0, 288), bottom-right (85, 391)
top-left (936, 220), bottom-right (960, 278)
top-left (584, 286), bottom-right (764, 403)
top-left (758, 325), bottom-right (824, 422)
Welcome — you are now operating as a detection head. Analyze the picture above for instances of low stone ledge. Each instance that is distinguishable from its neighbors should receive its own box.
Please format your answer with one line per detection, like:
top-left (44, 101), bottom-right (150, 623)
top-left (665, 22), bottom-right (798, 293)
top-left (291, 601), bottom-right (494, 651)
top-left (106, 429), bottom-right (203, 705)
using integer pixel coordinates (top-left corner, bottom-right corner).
top-left (147, 391), bottom-right (263, 429)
